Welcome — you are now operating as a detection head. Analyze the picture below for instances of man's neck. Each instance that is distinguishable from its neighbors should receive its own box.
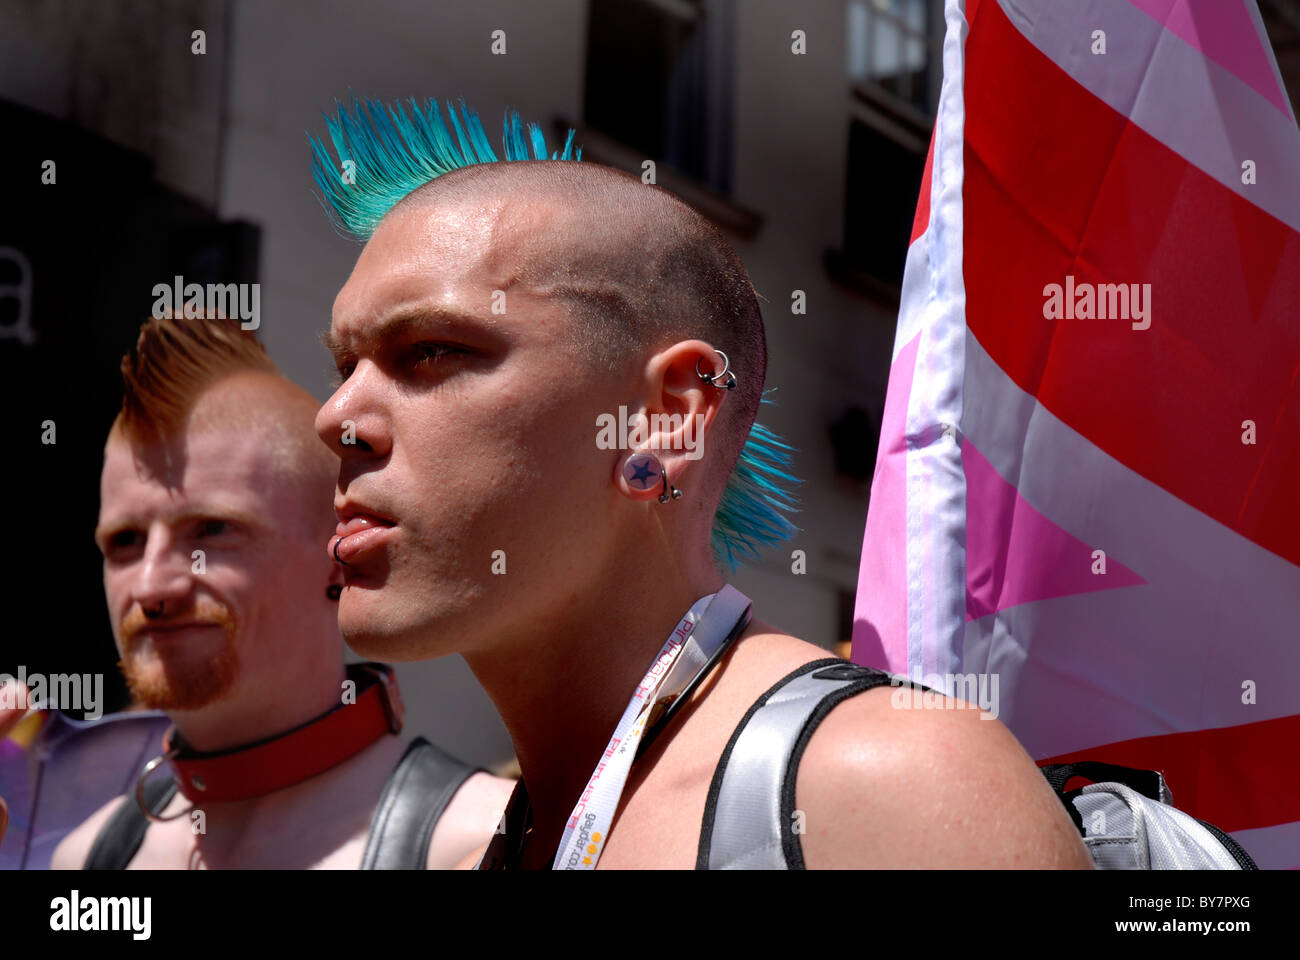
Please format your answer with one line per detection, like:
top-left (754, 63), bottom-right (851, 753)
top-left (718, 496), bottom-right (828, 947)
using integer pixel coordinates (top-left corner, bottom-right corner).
top-left (154, 663), bottom-right (391, 864)
top-left (169, 733), bottom-right (407, 869)
top-left (464, 564), bottom-right (724, 866)
top-left (167, 663), bottom-right (347, 753)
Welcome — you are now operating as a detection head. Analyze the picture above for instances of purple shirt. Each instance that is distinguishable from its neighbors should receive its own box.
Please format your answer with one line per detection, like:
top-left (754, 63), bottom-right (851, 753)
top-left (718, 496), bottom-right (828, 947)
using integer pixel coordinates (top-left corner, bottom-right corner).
top-left (0, 709), bottom-right (170, 870)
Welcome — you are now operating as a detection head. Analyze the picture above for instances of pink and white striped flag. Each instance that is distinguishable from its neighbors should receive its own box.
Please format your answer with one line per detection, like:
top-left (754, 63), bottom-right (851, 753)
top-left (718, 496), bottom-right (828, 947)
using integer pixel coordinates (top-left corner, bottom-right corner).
top-left (852, 0), bottom-right (1300, 868)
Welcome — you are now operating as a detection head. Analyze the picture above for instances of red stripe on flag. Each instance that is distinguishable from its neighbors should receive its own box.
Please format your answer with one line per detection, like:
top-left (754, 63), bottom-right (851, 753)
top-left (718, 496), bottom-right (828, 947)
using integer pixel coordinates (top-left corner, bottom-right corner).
top-left (910, 130), bottom-right (935, 245)
top-left (963, 0), bottom-right (1300, 567)
top-left (1038, 713), bottom-right (1300, 833)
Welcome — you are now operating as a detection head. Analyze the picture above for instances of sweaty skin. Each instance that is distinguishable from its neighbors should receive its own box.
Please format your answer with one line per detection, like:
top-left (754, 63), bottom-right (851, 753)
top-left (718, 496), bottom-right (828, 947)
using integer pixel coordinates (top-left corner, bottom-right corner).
top-left (317, 162), bottom-right (1094, 869)
top-left (52, 372), bottom-right (512, 870)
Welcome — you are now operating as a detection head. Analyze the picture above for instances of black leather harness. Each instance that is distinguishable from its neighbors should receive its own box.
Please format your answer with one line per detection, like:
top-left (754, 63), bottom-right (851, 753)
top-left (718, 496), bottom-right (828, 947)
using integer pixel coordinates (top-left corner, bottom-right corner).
top-left (84, 737), bottom-right (482, 870)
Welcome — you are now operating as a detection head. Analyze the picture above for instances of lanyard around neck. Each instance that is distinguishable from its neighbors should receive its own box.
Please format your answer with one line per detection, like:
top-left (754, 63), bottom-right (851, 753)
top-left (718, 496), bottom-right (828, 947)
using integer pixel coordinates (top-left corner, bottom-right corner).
top-left (479, 585), bottom-right (753, 870)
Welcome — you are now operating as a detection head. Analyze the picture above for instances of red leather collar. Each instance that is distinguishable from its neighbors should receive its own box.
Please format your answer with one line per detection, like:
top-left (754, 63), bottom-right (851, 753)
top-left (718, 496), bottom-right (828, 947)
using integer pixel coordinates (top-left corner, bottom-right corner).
top-left (163, 663), bottom-right (404, 804)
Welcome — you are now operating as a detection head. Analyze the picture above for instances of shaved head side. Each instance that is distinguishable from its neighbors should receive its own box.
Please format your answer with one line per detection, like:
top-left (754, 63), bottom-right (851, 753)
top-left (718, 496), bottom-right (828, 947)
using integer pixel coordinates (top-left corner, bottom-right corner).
top-left (185, 373), bottom-right (339, 527)
top-left (400, 161), bottom-right (768, 510)
top-left (110, 315), bottom-right (338, 539)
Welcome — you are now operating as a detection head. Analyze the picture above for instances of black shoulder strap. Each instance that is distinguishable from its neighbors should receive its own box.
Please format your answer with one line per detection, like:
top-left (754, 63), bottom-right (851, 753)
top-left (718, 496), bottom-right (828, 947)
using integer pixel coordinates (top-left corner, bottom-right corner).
top-left (1040, 760), bottom-right (1170, 803)
top-left (697, 658), bottom-right (913, 870)
top-left (83, 777), bottom-right (178, 870)
top-left (360, 737), bottom-right (484, 870)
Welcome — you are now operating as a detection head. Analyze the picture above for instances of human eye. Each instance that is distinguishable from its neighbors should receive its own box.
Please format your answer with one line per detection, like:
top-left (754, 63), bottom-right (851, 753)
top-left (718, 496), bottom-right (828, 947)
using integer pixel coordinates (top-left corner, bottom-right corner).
top-left (406, 341), bottom-right (465, 372)
top-left (102, 529), bottom-right (143, 561)
top-left (330, 361), bottom-right (357, 389)
top-left (193, 518), bottom-right (245, 544)
top-left (197, 519), bottom-right (230, 538)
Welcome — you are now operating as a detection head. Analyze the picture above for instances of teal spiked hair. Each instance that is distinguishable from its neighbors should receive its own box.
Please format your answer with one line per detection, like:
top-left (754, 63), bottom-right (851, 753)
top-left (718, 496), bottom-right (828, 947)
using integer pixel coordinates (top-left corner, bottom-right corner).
top-left (308, 96), bottom-right (800, 569)
top-left (309, 96), bottom-right (580, 239)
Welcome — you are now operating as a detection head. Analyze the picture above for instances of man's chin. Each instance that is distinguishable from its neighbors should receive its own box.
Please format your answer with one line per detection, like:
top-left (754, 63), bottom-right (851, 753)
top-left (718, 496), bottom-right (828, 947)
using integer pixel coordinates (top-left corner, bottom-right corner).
top-left (119, 639), bottom-right (239, 711)
top-left (338, 592), bottom-right (462, 663)
top-left (340, 623), bottom-right (447, 663)
top-left (121, 664), bottom-right (237, 711)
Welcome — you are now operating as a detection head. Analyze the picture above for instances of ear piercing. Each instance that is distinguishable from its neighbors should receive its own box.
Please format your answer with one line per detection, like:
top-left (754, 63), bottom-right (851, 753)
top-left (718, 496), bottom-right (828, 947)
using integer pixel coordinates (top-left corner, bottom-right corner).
top-left (696, 349), bottom-right (736, 390)
top-left (659, 470), bottom-right (683, 503)
top-left (326, 584), bottom-right (342, 601)
top-left (623, 451), bottom-right (683, 504)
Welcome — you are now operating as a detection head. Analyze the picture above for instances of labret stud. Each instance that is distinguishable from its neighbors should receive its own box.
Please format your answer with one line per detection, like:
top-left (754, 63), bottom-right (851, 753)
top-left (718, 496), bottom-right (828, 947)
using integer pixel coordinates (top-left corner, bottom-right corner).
top-left (623, 451), bottom-right (683, 504)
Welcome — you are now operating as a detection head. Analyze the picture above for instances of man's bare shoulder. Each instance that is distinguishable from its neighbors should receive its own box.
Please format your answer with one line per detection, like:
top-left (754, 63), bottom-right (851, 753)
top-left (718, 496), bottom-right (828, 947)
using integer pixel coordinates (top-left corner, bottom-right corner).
top-left (427, 771), bottom-right (516, 869)
top-left (51, 794), bottom-right (129, 870)
top-left (721, 619), bottom-right (839, 687)
top-left (792, 684), bottom-right (1094, 868)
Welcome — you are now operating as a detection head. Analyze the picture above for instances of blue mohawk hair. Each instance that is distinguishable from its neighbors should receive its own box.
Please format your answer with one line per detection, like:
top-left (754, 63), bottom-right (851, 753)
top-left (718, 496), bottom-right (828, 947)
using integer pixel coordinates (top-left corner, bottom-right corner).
top-left (308, 95), bottom-right (801, 570)
top-left (309, 96), bottom-right (581, 240)
top-left (712, 393), bottom-right (801, 570)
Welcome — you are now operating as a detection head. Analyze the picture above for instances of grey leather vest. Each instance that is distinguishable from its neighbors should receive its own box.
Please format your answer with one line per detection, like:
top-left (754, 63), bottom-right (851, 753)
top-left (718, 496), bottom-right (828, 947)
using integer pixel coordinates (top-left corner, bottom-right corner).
top-left (696, 658), bottom-right (902, 869)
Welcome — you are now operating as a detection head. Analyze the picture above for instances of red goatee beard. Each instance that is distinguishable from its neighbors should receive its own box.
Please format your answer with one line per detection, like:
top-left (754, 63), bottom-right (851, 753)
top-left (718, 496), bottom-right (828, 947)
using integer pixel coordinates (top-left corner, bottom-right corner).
top-left (117, 599), bottom-right (240, 711)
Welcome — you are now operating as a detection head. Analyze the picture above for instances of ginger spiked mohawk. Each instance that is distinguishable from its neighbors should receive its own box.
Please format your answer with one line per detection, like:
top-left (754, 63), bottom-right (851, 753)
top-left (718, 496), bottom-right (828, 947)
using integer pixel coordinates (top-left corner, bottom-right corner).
top-left (308, 95), bottom-right (799, 570)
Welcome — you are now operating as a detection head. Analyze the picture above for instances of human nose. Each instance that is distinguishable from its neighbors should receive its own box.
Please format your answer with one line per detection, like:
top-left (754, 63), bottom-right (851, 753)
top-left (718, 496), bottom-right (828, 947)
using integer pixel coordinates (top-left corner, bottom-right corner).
top-left (315, 364), bottom-right (391, 460)
top-left (129, 527), bottom-right (194, 615)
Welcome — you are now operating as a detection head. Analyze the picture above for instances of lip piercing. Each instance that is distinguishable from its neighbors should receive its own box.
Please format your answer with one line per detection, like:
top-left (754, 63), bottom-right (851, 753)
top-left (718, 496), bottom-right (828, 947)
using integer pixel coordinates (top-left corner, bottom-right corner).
top-left (333, 536), bottom-right (350, 567)
top-left (659, 468), bottom-right (683, 504)
top-left (696, 349), bottom-right (736, 390)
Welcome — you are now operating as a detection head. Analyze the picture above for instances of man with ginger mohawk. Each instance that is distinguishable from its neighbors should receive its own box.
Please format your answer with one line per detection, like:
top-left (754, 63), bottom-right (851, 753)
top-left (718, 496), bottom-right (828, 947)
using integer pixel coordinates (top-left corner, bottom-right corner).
top-left (51, 313), bottom-right (512, 869)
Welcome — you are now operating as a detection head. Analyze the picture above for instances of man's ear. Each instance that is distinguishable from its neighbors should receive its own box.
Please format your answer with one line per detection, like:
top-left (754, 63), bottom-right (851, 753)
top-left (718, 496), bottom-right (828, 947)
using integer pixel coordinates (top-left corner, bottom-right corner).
top-left (641, 339), bottom-right (728, 472)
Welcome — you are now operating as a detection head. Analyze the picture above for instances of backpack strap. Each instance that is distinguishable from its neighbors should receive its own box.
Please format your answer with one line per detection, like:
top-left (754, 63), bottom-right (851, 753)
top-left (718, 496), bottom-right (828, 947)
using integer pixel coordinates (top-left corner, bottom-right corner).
top-left (1041, 760), bottom-right (1258, 869)
top-left (696, 658), bottom-right (916, 870)
top-left (1041, 760), bottom-right (1172, 805)
top-left (1072, 782), bottom-right (1256, 869)
top-left (83, 776), bottom-right (178, 870)
top-left (360, 737), bottom-right (484, 870)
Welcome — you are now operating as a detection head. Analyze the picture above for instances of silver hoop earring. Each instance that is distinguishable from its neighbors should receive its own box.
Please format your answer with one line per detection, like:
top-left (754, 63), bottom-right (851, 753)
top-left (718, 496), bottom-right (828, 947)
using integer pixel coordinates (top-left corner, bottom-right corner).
top-left (696, 349), bottom-right (737, 390)
top-left (658, 468), bottom-right (683, 504)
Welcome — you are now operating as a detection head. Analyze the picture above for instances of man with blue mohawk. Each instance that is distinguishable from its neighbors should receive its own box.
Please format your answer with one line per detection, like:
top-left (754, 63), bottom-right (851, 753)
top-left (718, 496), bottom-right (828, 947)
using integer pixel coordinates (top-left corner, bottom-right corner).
top-left (311, 98), bottom-right (1091, 870)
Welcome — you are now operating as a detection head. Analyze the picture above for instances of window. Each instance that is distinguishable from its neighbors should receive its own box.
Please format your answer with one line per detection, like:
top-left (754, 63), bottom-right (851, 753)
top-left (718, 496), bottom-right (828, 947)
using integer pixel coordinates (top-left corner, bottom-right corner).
top-left (584, 0), bottom-right (735, 195)
top-left (840, 117), bottom-right (927, 292)
top-left (847, 0), bottom-right (932, 114)
top-left (829, 0), bottom-right (939, 299)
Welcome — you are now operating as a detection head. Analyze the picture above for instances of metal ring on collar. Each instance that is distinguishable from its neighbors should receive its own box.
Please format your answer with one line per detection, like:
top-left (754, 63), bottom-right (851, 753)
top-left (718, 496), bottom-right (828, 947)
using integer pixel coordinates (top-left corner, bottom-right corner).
top-left (135, 747), bottom-right (195, 823)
